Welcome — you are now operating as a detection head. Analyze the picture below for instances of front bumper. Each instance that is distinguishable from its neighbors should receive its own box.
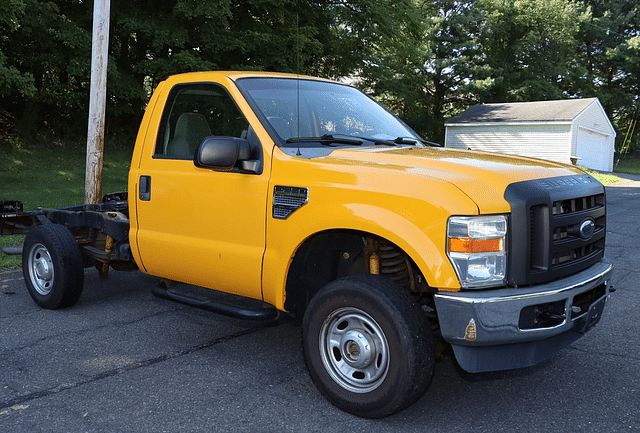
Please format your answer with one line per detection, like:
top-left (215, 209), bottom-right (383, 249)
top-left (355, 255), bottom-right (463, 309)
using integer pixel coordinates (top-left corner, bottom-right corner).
top-left (434, 258), bottom-right (613, 373)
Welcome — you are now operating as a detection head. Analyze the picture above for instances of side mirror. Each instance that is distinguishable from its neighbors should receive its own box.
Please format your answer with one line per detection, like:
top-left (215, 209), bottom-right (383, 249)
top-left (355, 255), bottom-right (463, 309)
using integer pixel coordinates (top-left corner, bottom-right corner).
top-left (194, 137), bottom-right (251, 171)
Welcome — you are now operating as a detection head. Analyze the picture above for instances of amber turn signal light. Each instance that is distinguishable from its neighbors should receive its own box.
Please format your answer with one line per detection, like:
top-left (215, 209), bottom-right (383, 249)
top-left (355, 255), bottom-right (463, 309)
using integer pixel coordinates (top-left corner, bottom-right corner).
top-left (448, 237), bottom-right (504, 254)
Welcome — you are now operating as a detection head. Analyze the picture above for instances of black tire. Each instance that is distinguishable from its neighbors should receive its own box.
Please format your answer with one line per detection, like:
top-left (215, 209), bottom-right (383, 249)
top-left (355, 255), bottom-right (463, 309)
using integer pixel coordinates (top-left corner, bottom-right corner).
top-left (22, 224), bottom-right (84, 309)
top-left (302, 274), bottom-right (434, 418)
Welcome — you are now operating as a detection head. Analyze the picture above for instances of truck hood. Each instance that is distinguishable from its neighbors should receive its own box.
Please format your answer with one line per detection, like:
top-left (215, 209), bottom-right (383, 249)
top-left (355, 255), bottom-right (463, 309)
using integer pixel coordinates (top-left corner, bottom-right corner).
top-left (321, 146), bottom-right (584, 214)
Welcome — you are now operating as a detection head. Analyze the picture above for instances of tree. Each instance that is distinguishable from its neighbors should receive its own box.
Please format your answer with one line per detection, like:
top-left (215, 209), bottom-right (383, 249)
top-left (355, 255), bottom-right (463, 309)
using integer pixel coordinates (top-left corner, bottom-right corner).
top-left (0, 0), bottom-right (36, 100)
top-left (471, 0), bottom-right (584, 103)
top-left (573, 0), bottom-right (640, 151)
top-left (357, 0), bottom-right (478, 142)
top-left (1, 0), bottom-right (424, 145)
top-left (2, 0), bottom-right (638, 152)
top-left (357, 0), bottom-right (586, 143)
top-left (0, 0), bottom-right (92, 142)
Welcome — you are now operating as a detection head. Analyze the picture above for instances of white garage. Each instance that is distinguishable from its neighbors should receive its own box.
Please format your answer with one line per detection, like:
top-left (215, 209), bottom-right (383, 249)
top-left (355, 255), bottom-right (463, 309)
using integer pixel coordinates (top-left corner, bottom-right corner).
top-left (445, 98), bottom-right (616, 172)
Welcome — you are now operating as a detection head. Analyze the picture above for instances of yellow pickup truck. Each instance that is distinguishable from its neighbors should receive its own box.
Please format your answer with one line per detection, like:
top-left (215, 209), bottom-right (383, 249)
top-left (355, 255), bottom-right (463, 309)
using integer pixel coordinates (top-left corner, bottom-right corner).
top-left (1, 71), bottom-right (613, 418)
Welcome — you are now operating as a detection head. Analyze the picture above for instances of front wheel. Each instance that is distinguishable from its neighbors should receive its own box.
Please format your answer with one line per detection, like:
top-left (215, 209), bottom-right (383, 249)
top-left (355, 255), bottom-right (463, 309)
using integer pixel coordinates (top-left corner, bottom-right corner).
top-left (22, 224), bottom-right (84, 309)
top-left (302, 275), bottom-right (434, 418)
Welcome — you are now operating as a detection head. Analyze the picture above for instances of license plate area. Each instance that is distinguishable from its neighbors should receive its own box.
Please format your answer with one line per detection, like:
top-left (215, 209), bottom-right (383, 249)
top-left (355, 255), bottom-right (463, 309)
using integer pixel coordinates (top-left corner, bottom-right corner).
top-left (572, 293), bottom-right (607, 334)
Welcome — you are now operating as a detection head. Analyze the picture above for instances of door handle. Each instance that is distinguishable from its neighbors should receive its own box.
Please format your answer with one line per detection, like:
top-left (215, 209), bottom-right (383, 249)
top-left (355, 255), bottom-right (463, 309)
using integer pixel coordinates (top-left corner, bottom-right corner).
top-left (139, 175), bottom-right (151, 201)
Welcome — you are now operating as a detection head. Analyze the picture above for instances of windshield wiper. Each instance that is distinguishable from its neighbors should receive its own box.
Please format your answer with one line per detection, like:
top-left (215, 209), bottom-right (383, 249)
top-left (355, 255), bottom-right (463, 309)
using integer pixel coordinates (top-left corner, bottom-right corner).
top-left (286, 134), bottom-right (441, 148)
top-left (288, 133), bottom-right (400, 147)
top-left (330, 134), bottom-right (434, 147)
top-left (286, 134), bottom-right (364, 146)
top-left (327, 134), bottom-right (401, 146)
top-left (394, 136), bottom-right (442, 147)
top-left (393, 137), bottom-right (418, 145)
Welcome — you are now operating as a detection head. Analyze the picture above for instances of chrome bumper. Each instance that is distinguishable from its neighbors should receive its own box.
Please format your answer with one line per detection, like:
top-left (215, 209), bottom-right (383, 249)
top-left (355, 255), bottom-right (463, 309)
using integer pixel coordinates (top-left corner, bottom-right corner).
top-left (434, 258), bottom-right (613, 373)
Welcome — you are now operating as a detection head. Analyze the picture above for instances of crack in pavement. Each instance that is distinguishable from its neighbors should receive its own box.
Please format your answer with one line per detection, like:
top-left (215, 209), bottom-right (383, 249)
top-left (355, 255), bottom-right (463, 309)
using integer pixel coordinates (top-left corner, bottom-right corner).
top-left (0, 308), bottom-right (179, 354)
top-left (0, 323), bottom-right (273, 411)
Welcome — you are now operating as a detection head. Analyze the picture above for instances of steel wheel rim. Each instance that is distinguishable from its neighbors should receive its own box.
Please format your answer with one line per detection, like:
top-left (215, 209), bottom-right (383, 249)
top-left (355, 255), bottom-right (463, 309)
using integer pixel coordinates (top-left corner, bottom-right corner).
top-left (28, 243), bottom-right (54, 296)
top-left (319, 306), bottom-right (390, 393)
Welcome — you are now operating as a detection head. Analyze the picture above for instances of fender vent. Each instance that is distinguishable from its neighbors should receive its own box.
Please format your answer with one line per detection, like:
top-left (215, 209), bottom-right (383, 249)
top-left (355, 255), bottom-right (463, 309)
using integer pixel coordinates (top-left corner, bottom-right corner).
top-left (273, 186), bottom-right (309, 219)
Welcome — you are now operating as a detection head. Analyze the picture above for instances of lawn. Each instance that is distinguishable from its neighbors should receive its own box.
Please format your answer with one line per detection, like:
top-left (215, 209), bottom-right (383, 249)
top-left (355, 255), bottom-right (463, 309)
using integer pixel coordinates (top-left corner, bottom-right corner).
top-left (578, 151), bottom-right (640, 184)
top-left (615, 152), bottom-right (640, 176)
top-left (0, 142), bottom-right (132, 269)
top-left (581, 169), bottom-right (622, 185)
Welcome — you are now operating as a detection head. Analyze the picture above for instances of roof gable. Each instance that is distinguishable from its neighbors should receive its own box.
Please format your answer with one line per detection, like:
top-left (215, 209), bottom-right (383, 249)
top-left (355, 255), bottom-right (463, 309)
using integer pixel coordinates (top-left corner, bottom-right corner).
top-left (446, 98), bottom-right (599, 124)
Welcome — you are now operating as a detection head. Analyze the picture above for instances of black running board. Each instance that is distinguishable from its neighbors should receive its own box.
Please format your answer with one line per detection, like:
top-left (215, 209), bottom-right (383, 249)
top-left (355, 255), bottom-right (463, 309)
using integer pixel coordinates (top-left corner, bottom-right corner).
top-left (151, 284), bottom-right (279, 321)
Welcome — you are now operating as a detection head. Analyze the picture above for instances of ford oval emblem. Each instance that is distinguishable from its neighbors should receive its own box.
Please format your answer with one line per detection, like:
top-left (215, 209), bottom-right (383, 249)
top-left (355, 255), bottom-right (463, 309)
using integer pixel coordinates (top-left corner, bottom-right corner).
top-left (579, 218), bottom-right (595, 240)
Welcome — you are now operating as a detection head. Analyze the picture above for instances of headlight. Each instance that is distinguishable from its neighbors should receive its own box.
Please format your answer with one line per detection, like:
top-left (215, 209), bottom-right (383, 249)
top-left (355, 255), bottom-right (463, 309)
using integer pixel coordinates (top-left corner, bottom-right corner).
top-left (447, 215), bottom-right (507, 289)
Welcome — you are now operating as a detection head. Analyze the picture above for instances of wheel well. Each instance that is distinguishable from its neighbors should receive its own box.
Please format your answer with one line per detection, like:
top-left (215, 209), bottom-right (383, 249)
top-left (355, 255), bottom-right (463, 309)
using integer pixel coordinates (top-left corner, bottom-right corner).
top-left (284, 230), bottom-right (433, 321)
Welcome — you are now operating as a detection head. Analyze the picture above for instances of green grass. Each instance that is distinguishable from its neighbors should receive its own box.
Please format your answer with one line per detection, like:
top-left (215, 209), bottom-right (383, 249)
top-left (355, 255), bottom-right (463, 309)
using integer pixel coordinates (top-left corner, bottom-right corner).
top-left (577, 152), bottom-right (640, 184)
top-left (1, 142), bottom-right (132, 269)
top-left (0, 143), bottom-right (131, 209)
top-left (579, 168), bottom-right (624, 185)
top-left (615, 152), bottom-right (640, 176)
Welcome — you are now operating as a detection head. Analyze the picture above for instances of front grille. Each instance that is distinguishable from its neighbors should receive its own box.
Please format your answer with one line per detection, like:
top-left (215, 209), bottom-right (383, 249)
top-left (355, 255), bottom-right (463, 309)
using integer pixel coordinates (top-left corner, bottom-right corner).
top-left (553, 194), bottom-right (602, 216)
top-left (505, 174), bottom-right (606, 286)
top-left (547, 193), bottom-right (605, 271)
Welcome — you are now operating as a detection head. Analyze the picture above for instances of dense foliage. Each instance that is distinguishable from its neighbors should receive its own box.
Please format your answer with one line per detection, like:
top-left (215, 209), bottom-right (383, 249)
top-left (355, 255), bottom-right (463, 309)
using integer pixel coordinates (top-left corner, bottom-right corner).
top-left (1, 0), bottom-right (638, 150)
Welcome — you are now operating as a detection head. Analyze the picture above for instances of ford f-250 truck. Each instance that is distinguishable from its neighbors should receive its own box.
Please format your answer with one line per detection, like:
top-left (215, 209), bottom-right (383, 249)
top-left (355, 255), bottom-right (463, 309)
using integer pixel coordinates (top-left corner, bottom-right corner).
top-left (0, 71), bottom-right (613, 418)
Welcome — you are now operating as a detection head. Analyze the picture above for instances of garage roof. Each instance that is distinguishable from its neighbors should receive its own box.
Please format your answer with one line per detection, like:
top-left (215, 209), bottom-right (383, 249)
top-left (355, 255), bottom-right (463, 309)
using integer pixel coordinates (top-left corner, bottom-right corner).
top-left (446, 98), bottom-right (598, 124)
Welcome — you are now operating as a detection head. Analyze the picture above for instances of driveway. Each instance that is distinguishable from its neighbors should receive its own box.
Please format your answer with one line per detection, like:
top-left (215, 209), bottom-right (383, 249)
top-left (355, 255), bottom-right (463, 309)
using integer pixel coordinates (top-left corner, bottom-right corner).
top-left (1, 178), bottom-right (639, 432)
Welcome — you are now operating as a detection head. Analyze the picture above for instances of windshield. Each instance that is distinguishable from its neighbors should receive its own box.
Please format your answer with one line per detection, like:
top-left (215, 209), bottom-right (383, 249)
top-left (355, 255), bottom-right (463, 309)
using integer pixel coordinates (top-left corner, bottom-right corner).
top-left (235, 77), bottom-right (423, 147)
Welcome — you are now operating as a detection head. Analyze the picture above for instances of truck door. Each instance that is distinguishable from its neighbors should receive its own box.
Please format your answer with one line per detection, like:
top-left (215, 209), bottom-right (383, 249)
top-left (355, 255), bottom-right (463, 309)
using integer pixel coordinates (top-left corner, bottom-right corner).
top-left (133, 82), bottom-right (269, 300)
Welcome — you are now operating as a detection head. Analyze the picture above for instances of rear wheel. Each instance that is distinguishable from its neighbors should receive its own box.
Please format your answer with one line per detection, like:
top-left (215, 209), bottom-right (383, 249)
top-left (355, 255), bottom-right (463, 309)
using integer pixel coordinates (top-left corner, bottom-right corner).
top-left (22, 224), bottom-right (84, 309)
top-left (302, 274), bottom-right (434, 418)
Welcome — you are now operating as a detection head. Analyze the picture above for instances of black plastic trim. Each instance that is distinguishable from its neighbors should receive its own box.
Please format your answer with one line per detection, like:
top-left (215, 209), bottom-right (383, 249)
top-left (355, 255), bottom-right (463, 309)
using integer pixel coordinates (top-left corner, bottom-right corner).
top-left (151, 284), bottom-right (279, 321)
top-left (504, 174), bottom-right (605, 286)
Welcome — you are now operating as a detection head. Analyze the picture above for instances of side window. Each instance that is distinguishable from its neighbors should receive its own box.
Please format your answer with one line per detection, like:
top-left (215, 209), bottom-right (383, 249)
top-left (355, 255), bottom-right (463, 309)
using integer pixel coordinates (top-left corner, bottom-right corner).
top-left (155, 84), bottom-right (250, 158)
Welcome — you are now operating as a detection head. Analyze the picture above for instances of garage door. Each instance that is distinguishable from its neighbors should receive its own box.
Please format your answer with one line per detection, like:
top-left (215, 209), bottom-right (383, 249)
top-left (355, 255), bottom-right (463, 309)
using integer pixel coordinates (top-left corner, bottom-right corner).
top-left (576, 128), bottom-right (611, 171)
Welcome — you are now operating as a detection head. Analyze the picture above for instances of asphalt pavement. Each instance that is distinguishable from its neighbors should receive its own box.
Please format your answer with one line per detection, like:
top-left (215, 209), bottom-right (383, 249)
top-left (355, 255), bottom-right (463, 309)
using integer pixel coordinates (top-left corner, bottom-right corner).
top-left (1, 178), bottom-right (639, 432)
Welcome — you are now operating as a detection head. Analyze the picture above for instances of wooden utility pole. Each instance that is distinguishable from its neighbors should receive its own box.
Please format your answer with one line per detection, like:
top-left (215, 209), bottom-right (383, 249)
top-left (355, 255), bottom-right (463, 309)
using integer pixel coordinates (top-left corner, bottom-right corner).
top-left (85, 0), bottom-right (111, 204)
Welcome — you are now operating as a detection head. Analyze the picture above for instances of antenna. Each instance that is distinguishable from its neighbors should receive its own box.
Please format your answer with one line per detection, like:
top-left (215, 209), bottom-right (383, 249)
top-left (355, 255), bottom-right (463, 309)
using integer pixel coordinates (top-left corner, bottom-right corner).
top-left (296, 10), bottom-right (300, 78)
top-left (296, 10), bottom-right (301, 155)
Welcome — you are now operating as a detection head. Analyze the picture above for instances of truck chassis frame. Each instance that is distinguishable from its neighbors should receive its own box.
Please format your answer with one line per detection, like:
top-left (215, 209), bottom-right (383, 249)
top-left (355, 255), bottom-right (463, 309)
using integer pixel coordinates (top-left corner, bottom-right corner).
top-left (1, 192), bottom-right (135, 274)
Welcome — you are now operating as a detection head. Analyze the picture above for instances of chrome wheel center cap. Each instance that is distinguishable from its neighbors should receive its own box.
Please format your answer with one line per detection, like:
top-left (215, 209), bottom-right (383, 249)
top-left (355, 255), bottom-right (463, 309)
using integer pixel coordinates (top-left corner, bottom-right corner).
top-left (35, 258), bottom-right (52, 281)
top-left (341, 329), bottom-right (375, 368)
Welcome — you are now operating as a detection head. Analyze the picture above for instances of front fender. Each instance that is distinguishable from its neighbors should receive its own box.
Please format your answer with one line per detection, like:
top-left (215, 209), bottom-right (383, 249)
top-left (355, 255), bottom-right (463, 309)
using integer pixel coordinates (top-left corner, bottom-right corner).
top-left (261, 197), bottom-right (475, 310)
